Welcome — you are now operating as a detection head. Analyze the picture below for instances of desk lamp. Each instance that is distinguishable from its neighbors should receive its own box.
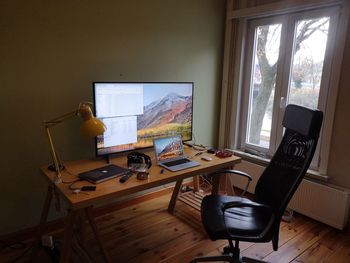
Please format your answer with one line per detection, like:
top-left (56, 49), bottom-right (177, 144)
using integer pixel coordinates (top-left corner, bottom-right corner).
top-left (43, 102), bottom-right (106, 183)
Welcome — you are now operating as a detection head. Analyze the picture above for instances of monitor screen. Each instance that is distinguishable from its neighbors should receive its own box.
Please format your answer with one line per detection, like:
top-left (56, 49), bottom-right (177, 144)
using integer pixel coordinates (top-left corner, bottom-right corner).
top-left (93, 82), bottom-right (193, 156)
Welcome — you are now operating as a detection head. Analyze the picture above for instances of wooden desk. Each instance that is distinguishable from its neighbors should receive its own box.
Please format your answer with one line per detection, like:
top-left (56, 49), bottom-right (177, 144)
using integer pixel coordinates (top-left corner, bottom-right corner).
top-left (37, 148), bottom-right (241, 262)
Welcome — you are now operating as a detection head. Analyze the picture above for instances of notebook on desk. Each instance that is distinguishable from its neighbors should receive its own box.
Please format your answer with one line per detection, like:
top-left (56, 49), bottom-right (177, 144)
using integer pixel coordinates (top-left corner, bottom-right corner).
top-left (153, 135), bottom-right (200, 172)
top-left (78, 164), bottom-right (131, 183)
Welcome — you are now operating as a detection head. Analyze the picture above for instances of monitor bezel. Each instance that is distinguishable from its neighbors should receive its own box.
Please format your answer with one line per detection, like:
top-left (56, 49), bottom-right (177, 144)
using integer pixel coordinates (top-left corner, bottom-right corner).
top-left (92, 81), bottom-right (194, 158)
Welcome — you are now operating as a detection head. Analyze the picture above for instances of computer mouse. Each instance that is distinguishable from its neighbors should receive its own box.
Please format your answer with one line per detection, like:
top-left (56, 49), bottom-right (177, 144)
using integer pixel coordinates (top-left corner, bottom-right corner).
top-left (201, 156), bottom-right (213, 161)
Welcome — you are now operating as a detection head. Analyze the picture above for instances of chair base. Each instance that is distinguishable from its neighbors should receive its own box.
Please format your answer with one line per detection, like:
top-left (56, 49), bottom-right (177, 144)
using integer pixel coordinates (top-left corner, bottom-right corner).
top-left (191, 253), bottom-right (240, 263)
top-left (242, 257), bottom-right (268, 263)
top-left (191, 243), bottom-right (268, 263)
top-left (191, 255), bottom-right (268, 263)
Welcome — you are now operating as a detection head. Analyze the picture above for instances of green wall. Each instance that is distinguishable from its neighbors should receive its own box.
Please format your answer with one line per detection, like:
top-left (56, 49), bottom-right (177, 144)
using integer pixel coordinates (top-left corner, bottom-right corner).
top-left (0, 0), bottom-right (226, 235)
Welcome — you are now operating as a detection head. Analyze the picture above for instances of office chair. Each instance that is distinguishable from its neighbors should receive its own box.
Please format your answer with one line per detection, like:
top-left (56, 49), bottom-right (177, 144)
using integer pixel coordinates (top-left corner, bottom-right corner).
top-left (191, 104), bottom-right (323, 263)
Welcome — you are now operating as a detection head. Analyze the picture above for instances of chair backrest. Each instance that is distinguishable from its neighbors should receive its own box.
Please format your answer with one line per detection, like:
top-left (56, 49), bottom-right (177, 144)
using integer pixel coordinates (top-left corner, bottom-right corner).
top-left (254, 104), bottom-right (323, 218)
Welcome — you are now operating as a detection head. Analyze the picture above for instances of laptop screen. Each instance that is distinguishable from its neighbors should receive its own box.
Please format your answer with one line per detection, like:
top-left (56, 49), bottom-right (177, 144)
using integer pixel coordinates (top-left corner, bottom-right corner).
top-left (154, 136), bottom-right (184, 162)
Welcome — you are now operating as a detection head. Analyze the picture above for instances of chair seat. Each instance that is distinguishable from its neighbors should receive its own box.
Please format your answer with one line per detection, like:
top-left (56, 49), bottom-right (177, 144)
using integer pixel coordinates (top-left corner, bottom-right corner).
top-left (201, 195), bottom-right (272, 241)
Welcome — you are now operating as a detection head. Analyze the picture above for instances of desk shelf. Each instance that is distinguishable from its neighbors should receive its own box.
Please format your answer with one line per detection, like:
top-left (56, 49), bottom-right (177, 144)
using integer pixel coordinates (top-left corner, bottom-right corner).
top-left (178, 191), bottom-right (206, 211)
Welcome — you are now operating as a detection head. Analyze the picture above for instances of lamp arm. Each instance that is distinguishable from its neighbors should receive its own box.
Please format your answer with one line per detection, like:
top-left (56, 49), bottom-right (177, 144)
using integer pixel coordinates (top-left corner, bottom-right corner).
top-left (43, 110), bottom-right (78, 128)
top-left (45, 126), bottom-right (62, 182)
top-left (43, 101), bottom-right (93, 127)
top-left (43, 108), bottom-right (80, 183)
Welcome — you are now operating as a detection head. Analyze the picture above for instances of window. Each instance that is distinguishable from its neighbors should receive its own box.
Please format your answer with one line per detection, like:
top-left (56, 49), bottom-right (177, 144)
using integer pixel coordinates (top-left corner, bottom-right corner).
top-left (239, 7), bottom-right (339, 171)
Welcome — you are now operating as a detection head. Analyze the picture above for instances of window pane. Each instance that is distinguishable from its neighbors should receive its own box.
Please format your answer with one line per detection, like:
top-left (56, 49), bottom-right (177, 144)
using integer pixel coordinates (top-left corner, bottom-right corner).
top-left (247, 24), bottom-right (282, 148)
top-left (288, 17), bottom-right (330, 108)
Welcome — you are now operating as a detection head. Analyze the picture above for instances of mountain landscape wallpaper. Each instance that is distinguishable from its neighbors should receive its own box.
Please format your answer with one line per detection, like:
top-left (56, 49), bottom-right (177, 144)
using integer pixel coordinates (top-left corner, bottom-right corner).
top-left (136, 91), bottom-right (192, 147)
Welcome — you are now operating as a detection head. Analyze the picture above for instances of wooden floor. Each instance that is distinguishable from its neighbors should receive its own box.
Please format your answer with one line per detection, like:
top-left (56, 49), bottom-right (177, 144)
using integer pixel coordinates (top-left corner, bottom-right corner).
top-left (1, 191), bottom-right (350, 263)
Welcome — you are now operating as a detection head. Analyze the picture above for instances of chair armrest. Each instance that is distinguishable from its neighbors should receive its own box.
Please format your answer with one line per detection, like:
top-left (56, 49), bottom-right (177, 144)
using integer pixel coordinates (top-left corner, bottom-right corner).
top-left (211, 169), bottom-right (252, 181)
top-left (222, 200), bottom-right (272, 212)
top-left (223, 170), bottom-right (252, 181)
top-left (211, 170), bottom-right (252, 196)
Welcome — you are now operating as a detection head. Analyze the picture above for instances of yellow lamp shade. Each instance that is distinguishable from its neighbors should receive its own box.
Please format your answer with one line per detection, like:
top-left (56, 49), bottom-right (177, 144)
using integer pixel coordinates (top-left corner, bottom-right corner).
top-left (80, 118), bottom-right (106, 138)
top-left (78, 103), bottom-right (106, 138)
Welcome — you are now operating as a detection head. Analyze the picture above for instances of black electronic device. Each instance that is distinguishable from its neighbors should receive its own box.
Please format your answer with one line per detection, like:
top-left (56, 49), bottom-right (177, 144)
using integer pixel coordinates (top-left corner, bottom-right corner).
top-left (78, 164), bottom-right (130, 184)
top-left (119, 172), bottom-right (133, 183)
top-left (207, 148), bottom-right (218, 154)
top-left (127, 152), bottom-right (152, 170)
top-left (81, 186), bottom-right (96, 191)
top-left (93, 82), bottom-right (194, 157)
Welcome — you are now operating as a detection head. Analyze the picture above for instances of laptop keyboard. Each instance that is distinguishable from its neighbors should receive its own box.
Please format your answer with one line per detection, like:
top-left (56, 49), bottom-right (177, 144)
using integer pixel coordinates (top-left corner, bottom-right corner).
top-left (163, 158), bottom-right (191, 167)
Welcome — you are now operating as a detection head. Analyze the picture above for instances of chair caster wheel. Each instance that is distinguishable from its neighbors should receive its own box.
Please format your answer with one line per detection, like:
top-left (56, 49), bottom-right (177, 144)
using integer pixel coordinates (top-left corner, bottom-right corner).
top-left (223, 246), bottom-right (231, 254)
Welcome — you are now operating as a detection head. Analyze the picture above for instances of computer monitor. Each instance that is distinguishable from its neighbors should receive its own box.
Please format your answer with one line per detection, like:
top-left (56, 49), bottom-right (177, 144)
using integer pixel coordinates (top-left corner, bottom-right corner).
top-left (93, 82), bottom-right (193, 157)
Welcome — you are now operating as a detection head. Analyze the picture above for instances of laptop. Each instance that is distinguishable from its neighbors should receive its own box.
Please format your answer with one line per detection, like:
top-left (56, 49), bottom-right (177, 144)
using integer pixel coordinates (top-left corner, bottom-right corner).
top-left (153, 135), bottom-right (200, 172)
top-left (78, 164), bottom-right (131, 183)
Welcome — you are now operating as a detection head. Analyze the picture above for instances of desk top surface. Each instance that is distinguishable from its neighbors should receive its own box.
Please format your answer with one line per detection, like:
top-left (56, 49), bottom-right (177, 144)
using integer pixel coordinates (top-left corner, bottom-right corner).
top-left (40, 148), bottom-right (241, 209)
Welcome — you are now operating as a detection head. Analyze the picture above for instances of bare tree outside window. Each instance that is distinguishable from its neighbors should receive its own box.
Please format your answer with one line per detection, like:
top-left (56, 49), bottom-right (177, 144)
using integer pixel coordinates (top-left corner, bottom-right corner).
top-left (247, 17), bottom-right (330, 146)
top-left (247, 24), bottom-right (281, 148)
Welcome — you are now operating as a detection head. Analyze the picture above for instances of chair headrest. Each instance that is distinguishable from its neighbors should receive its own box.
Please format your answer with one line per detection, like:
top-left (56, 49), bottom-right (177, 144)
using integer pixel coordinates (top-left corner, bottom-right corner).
top-left (282, 104), bottom-right (323, 139)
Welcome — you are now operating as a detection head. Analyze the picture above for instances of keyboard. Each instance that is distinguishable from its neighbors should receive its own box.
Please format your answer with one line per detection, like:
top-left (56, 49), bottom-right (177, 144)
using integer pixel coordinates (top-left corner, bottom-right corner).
top-left (162, 158), bottom-right (191, 167)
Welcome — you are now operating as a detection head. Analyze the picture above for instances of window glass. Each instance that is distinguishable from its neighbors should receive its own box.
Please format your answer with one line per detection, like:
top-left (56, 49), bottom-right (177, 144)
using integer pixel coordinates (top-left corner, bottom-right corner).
top-left (288, 17), bottom-right (330, 108)
top-left (246, 24), bottom-right (282, 148)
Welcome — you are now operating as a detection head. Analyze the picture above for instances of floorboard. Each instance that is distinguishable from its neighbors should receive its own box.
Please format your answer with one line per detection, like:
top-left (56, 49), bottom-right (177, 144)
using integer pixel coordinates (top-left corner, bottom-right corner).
top-left (1, 192), bottom-right (349, 263)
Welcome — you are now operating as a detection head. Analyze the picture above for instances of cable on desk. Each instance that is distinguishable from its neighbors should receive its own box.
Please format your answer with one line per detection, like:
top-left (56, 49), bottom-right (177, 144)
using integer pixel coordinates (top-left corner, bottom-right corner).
top-left (188, 151), bottom-right (206, 159)
top-left (59, 167), bottom-right (81, 184)
top-left (192, 144), bottom-right (207, 151)
top-left (62, 178), bottom-right (80, 184)
top-left (68, 179), bottom-right (82, 190)
top-left (191, 134), bottom-right (209, 151)
top-left (64, 167), bottom-right (76, 176)
top-left (66, 179), bottom-right (91, 195)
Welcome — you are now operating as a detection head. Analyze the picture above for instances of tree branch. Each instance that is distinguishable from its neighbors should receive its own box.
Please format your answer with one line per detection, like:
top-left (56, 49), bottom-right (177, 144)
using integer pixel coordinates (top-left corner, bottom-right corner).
top-left (295, 19), bottom-right (329, 53)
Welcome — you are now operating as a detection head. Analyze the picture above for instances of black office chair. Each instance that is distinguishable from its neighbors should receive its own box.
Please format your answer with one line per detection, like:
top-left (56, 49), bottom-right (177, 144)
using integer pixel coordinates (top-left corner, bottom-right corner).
top-left (192, 104), bottom-right (323, 263)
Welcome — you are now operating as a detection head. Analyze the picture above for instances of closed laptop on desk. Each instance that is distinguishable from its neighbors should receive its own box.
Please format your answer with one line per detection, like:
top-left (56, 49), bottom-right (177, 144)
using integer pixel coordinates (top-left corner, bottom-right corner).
top-left (153, 135), bottom-right (199, 172)
top-left (78, 164), bottom-right (130, 183)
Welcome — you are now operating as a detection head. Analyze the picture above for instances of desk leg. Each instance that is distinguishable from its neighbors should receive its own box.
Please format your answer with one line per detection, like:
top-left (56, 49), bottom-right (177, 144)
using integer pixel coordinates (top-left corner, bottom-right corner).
top-left (211, 173), bottom-right (221, 195)
top-left (211, 172), bottom-right (235, 195)
top-left (30, 186), bottom-right (54, 262)
top-left (36, 185), bottom-right (54, 240)
top-left (60, 209), bottom-right (76, 263)
top-left (168, 179), bottom-right (183, 213)
top-left (77, 210), bottom-right (88, 248)
top-left (71, 233), bottom-right (93, 263)
top-left (225, 173), bottom-right (235, 196)
top-left (193, 175), bottom-right (200, 192)
top-left (85, 206), bottom-right (111, 263)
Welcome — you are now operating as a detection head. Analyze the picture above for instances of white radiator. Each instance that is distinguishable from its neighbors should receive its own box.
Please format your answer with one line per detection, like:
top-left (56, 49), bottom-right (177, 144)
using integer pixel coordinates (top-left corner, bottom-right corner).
top-left (229, 161), bottom-right (350, 230)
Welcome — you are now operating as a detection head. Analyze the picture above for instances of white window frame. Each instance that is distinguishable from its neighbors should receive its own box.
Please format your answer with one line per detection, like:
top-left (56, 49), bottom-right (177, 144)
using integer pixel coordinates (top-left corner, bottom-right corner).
top-left (239, 7), bottom-right (339, 171)
top-left (222, 0), bottom-right (350, 178)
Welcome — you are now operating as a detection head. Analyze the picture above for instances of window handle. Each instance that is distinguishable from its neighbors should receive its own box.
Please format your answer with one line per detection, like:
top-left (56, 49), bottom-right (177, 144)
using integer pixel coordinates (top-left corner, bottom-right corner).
top-left (280, 97), bottom-right (287, 109)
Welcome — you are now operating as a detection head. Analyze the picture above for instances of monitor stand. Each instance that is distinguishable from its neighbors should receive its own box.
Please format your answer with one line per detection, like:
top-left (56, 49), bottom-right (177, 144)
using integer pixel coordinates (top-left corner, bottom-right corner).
top-left (104, 155), bottom-right (111, 164)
